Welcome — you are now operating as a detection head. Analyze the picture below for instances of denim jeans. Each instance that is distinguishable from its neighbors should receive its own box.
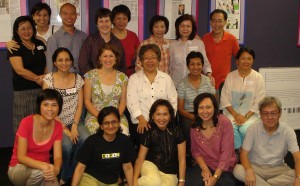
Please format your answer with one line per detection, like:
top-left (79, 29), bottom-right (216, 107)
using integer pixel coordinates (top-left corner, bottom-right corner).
top-left (61, 122), bottom-right (90, 182)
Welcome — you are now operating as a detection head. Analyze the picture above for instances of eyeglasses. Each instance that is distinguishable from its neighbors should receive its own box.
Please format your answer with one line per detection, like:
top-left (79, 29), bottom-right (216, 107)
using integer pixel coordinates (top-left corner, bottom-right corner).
top-left (102, 120), bottom-right (119, 127)
top-left (18, 27), bottom-right (33, 33)
top-left (142, 56), bottom-right (158, 61)
top-left (260, 112), bottom-right (279, 118)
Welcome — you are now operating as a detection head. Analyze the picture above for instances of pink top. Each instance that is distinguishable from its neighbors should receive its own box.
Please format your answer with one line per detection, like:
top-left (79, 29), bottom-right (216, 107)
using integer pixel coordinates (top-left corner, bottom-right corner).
top-left (9, 115), bottom-right (63, 167)
top-left (190, 114), bottom-right (236, 171)
top-left (120, 30), bottom-right (140, 77)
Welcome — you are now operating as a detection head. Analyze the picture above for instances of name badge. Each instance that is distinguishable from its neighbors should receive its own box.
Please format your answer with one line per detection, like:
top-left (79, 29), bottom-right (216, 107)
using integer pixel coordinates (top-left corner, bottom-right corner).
top-left (244, 81), bottom-right (254, 86)
top-left (162, 44), bottom-right (169, 49)
top-left (66, 88), bottom-right (76, 94)
top-left (189, 46), bottom-right (198, 51)
top-left (37, 45), bottom-right (44, 50)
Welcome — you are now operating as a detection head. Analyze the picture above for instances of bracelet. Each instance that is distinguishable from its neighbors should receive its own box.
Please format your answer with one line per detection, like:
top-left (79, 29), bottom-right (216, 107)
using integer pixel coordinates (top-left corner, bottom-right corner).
top-left (73, 121), bottom-right (78, 125)
top-left (178, 179), bottom-right (185, 182)
top-left (245, 114), bottom-right (251, 119)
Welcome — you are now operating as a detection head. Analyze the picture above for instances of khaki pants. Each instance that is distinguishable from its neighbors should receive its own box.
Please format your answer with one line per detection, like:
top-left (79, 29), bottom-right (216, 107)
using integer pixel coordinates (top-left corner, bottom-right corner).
top-left (7, 164), bottom-right (59, 186)
top-left (79, 173), bottom-right (118, 186)
top-left (233, 163), bottom-right (295, 186)
top-left (138, 160), bottom-right (178, 186)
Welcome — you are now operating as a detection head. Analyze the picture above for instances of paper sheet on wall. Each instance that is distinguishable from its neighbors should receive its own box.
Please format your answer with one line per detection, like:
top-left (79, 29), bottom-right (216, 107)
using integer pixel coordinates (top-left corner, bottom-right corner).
top-left (259, 67), bottom-right (300, 130)
top-left (164, 0), bottom-right (192, 39)
top-left (0, 0), bottom-right (21, 42)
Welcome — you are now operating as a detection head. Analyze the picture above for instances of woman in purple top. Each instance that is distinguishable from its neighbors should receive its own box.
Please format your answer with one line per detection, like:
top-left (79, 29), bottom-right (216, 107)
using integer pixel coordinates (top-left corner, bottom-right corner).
top-left (188, 93), bottom-right (236, 186)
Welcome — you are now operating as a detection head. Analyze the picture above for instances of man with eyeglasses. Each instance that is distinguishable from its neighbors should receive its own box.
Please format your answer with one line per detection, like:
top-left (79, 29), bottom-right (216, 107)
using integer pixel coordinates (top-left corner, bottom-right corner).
top-left (202, 9), bottom-right (239, 92)
top-left (233, 96), bottom-right (300, 186)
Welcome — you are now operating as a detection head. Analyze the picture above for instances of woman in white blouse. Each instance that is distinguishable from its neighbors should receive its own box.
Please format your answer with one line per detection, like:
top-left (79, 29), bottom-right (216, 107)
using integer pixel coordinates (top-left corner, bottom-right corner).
top-left (127, 44), bottom-right (177, 147)
top-left (169, 14), bottom-right (213, 87)
top-left (220, 47), bottom-right (265, 151)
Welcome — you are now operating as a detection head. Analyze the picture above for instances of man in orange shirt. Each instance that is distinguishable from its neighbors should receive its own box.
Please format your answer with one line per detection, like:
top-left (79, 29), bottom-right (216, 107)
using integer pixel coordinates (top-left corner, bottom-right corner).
top-left (202, 9), bottom-right (239, 91)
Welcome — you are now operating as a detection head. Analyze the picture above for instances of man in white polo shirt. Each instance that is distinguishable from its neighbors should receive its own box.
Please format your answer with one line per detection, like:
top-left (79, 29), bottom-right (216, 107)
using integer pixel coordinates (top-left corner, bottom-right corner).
top-left (233, 96), bottom-right (300, 186)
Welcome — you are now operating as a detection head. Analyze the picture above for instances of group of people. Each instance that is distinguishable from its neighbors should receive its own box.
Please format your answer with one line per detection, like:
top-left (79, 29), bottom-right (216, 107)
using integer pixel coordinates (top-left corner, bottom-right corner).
top-left (6, 2), bottom-right (300, 186)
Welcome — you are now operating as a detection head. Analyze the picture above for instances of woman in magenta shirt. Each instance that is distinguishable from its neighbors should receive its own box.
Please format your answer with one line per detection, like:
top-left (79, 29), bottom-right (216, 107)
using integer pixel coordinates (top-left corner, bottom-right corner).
top-left (189, 93), bottom-right (236, 186)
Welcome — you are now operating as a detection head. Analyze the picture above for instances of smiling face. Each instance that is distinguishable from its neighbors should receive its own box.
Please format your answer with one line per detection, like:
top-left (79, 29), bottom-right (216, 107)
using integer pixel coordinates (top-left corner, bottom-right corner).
top-left (32, 9), bottom-right (50, 28)
top-left (141, 49), bottom-right (159, 73)
top-left (40, 99), bottom-right (59, 121)
top-left (100, 113), bottom-right (120, 136)
top-left (99, 49), bottom-right (116, 69)
top-left (198, 97), bottom-right (214, 123)
top-left (113, 13), bottom-right (128, 30)
top-left (188, 57), bottom-right (203, 76)
top-left (260, 103), bottom-right (281, 132)
top-left (54, 51), bottom-right (72, 72)
top-left (179, 20), bottom-right (192, 40)
top-left (153, 105), bottom-right (170, 130)
top-left (236, 51), bottom-right (254, 71)
top-left (210, 12), bottom-right (226, 35)
top-left (152, 20), bottom-right (166, 39)
top-left (17, 21), bottom-right (34, 41)
top-left (60, 4), bottom-right (77, 27)
top-left (97, 16), bottom-right (112, 35)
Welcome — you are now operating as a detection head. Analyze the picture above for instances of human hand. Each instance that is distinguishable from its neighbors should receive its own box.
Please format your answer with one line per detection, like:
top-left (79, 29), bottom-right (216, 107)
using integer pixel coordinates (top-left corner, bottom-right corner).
top-left (43, 164), bottom-right (57, 181)
top-left (206, 73), bottom-right (215, 87)
top-left (294, 177), bottom-right (300, 186)
top-left (206, 176), bottom-right (217, 186)
top-left (178, 181), bottom-right (185, 186)
top-left (63, 128), bottom-right (73, 141)
top-left (133, 178), bottom-right (139, 186)
top-left (137, 117), bottom-right (150, 134)
top-left (71, 124), bottom-right (79, 144)
top-left (6, 40), bottom-right (19, 53)
top-left (233, 113), bottom-right (247, 125)
top-left (245, 168), bottom-right (256, 186)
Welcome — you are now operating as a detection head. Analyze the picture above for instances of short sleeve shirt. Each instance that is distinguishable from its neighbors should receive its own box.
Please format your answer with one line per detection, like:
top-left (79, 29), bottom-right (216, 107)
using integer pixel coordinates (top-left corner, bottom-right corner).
top-left (142, 125), bottom-right (185, 174)
top-left (76, 133), bottom-right (136, 184)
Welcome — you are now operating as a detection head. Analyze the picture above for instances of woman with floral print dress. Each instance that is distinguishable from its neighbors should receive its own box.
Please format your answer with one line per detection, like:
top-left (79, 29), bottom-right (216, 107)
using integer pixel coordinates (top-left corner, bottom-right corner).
top-left (84, 43), bottom-right (129, 135)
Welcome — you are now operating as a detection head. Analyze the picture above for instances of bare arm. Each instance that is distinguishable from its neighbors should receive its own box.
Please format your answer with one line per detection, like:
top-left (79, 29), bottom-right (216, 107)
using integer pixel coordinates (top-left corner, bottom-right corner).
top-left (9, 56), bottom-right (42, 84)
top-left (17, 136), bottom-right (50, 171)
top-left (72, 162), bottom-right (86, 186)
top-left (70, 87), bottom-right (84, 144)
top-left (240, 148), bottom-right (256, 186)
top-left (177, 141), bottom-right (186, 186)
top-left (123, 162), bottom-right (134, 186)
top-left (118, 82), bottom-right (127, 116)
top-left (178, 98), bottom-right (194, 120)
top-left (292, 151), bottom-right (300, 185)
top-left (133, 145), bottom-right (148, 186)
top-left (42, 140), bottom-right (62, 181)
top-left (83, 77), bottom-right (99, 118)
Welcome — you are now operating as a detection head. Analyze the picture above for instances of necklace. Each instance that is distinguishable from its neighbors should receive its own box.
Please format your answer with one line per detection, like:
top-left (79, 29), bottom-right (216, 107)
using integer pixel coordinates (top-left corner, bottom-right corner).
top-left (22, 41), bottom-right (35, 55)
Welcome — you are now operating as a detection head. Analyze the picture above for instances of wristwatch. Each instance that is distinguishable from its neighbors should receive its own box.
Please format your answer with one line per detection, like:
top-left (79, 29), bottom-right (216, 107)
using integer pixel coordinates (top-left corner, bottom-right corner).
top-left (213, 174), bottom-right (219, 179)
top-left (245, 114), bottom-right (250, 119)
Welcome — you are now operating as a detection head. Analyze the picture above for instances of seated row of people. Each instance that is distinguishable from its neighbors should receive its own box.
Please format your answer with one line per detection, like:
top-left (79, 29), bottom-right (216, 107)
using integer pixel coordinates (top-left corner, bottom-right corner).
top-left (8, 89), bottom-right (300, 186)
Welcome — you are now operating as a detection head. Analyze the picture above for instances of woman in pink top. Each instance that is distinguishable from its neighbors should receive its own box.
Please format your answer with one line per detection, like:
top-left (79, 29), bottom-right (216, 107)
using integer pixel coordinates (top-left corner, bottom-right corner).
top-left (8, 89), bottom-right (63, 186)
top-left (189, 93), bottom-right (236, 186)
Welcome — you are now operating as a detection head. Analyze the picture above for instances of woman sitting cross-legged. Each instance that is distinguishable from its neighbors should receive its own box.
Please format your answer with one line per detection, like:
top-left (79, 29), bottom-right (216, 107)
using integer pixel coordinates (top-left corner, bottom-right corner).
top-left (188, 93), bottom-right (237, 186)
top-left (7, 89), bottom-right (63, 186)
top-left (72, 106), bottom-right (136, 186)
top-left (133, 99), bottom-right (186, 186)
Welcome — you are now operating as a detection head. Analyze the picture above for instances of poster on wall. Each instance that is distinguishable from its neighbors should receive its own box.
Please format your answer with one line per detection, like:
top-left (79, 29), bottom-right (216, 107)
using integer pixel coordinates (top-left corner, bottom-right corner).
top-left (0, 0), bottom-right (27, 48)
top-left (158, 0), bottom-right (198, 40)
top-left (210, 0), bottom-right (245, 44)
top-left (103, 0), bottom-right (144, 41)
top-left (43, 0), bottom-right (89, 33)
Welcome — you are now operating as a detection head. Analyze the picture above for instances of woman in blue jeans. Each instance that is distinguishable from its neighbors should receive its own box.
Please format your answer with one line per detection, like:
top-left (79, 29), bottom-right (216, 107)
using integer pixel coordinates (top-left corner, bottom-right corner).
top-left (43, 47), bottom-right (90, 184)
